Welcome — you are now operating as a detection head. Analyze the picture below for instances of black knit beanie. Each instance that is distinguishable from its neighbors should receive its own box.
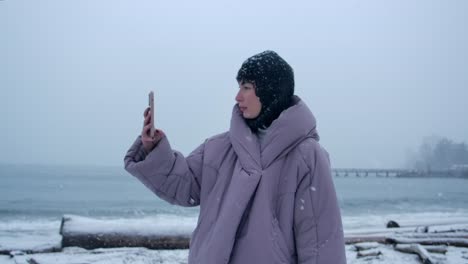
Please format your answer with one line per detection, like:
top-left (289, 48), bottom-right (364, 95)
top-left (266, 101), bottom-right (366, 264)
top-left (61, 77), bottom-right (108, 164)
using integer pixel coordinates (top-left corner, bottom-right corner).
top-left (236, 50), bottom-right (295, 132)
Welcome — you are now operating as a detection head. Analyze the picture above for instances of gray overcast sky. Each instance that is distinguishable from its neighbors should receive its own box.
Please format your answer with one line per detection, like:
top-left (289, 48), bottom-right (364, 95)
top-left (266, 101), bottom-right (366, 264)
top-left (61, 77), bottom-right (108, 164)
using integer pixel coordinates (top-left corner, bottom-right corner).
top-left (1, 0), bottom-right (467, 169)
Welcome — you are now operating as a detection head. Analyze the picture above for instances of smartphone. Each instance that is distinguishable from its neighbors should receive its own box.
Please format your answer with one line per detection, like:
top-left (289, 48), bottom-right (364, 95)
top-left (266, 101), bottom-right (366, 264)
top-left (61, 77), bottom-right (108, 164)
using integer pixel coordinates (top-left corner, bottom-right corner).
top-left (148, 91), bottom-right (155, 137)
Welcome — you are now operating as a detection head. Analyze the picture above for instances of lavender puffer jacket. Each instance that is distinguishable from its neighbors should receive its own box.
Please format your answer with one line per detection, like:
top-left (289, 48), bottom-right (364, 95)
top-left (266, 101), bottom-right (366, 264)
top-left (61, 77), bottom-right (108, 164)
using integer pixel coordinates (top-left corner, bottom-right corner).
top-left (124, 96), bottom-right (346, 264)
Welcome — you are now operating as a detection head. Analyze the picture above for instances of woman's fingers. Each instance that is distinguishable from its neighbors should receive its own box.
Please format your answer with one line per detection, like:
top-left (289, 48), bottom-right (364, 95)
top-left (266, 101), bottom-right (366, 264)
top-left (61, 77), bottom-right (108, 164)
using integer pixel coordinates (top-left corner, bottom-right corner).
top-left (143, 110), bottom-right (151, 126)
top-left (154, 129), bottom-right (165, 140)
top-left (143, 107), bottom-right (150, 117)
top-left (141, 106), bottom-right (161, 152)
top-left (142, 107), bottom-right (161, 144)
top-left (142, 124), bottom-right (153, 139)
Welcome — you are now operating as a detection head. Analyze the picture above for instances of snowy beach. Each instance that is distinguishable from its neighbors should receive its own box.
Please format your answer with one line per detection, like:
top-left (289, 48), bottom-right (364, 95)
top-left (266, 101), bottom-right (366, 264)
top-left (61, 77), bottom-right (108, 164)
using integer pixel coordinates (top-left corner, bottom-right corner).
top-left (3, 245), bottom-right (468, 264)
top-left (1, 213), bottom-right (468, 264)
top-left (1, 245), bottom-right (467, 264)
top-left (1, 164), bottom-right (468, 263)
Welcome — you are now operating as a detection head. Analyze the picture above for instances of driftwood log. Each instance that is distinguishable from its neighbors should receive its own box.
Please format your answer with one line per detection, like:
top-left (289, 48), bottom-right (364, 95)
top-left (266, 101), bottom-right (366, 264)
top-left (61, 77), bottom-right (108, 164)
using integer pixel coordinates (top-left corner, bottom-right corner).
top-left (354, 242), bottom-right (380, 251)
top-left (0, 246), bottom-right (61, 256)
top-left (394, 244), bottom-right (435, 264)
top-left (345, 236), bottom-right (387, 244)
top-left (57, 215), bottom-right (468, 251)
top-left (357, 248), bottom-right (381, 258)
top-left (420, 245), bottom-right (447, 254)
top-left (60, 215), bottom-right (192, 250)
top-left (26, 259), bottom-right (40, 264)
top-left (386, 237), bottom-right (468, 247)
top-left (61, 233), bottom-right (190, 250)
top-left (404, 232), bottom-right (468, 239)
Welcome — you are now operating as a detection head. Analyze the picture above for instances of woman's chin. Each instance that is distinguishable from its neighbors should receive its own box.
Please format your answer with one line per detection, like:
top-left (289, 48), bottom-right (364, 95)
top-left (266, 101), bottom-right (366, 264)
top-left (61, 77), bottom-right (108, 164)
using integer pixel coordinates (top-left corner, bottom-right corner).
top-left (243, 113), bottom-right (259, 119)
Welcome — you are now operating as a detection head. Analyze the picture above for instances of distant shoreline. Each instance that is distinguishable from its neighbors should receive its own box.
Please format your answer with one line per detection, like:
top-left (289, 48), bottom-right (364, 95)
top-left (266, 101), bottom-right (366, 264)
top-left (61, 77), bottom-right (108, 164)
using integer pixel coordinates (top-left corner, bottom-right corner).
top-left (396, 172), bottom-right (468, 178)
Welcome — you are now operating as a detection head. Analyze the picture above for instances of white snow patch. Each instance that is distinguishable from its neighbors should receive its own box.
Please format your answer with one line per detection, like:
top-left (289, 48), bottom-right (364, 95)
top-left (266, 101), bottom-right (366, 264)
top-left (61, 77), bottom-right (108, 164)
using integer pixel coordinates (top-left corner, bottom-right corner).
top-left (62, 214), bottom-right (197, 236)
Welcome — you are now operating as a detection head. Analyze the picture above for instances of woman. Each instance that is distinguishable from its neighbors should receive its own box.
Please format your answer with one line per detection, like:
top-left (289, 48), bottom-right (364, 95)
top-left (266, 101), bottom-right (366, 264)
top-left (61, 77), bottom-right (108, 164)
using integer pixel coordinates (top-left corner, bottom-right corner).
top-left (124, 50), bottom-right (346, 264)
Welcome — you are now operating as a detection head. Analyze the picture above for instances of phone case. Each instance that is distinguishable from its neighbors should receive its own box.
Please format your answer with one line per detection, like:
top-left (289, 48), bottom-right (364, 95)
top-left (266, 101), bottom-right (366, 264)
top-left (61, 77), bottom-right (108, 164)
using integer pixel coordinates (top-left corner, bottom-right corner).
top-left (149, 91), bottom-right (155, 137)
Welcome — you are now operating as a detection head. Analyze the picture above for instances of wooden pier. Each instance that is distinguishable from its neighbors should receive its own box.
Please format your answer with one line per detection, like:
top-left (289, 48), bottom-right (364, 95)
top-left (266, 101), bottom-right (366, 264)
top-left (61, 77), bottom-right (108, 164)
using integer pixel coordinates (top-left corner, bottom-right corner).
top-left (332, 168), bottom-right (407, 177)
top-left (331, 168), bottom-right (468, 178)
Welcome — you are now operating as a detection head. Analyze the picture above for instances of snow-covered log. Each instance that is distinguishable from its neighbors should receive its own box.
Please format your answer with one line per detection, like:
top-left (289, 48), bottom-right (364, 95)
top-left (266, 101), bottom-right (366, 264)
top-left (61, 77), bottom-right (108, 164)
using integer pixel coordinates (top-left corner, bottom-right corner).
top-left (354, 242), bottom-right (380, 251)
top-left (421, 245), bottom-right (448, 254)
top-left (0, 245), bottom-right (61, 256)
top-left (345, 236), bottom-right (387, 244)
top-left (404, 232), bottom-right (468, 239)
top-left (387, 237), bottom-right (468, 247)
top-left (426, 224), bottom-right (468, 233)
top-left (60, 215), bottom-right (193, 250)
top-left (394, 244), bottom-right (435, 264)
top-left (357, 248), bottom-right (381, 258)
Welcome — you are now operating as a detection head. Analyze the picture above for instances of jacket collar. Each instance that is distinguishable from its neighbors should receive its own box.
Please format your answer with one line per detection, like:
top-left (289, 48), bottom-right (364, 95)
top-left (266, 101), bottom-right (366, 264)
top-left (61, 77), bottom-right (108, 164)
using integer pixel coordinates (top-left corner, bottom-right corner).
top-left (229, 96), bottom-right (320, 171)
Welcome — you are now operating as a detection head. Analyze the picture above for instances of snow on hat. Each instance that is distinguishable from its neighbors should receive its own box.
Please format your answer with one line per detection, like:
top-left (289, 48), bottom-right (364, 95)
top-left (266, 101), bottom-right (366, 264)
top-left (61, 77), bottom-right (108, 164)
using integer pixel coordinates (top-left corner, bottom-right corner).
top-left (236, 50), bottom-right (295, 132)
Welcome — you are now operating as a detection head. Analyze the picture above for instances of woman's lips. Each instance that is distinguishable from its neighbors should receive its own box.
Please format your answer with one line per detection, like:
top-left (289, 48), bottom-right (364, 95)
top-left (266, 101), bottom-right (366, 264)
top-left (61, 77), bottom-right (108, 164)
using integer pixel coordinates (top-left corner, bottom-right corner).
top-left (239, 107), bottom-right (247, 112)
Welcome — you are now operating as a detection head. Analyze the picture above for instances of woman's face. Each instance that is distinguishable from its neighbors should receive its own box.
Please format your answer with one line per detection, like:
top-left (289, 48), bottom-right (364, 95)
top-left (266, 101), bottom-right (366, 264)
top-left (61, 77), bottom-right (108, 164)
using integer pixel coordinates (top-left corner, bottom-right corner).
top-left (235, 82), bottom-right (262, 119)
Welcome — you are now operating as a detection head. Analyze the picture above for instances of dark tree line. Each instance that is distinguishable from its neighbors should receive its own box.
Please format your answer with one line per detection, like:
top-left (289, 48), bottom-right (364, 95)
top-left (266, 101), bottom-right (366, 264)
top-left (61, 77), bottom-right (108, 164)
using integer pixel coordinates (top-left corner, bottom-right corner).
top-left (409, 137), bottom-right (468, 171)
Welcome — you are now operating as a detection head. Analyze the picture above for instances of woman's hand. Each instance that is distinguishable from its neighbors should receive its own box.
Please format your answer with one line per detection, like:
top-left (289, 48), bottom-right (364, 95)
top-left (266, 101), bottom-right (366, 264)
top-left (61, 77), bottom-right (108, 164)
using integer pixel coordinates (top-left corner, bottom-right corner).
top-left (141, 107), bottom-right (165, 152)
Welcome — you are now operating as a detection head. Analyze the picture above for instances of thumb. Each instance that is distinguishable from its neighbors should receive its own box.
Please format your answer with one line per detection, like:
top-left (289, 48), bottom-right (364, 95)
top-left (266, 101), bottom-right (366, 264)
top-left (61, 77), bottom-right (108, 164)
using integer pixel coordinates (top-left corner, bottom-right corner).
top-left (154, 129), bottom-right (165, 141)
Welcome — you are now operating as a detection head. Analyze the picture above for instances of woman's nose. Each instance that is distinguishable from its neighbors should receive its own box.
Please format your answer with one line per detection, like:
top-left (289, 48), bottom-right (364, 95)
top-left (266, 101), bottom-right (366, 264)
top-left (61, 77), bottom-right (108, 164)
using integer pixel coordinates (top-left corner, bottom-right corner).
top-left (235, 90), bottom-right (242, 102)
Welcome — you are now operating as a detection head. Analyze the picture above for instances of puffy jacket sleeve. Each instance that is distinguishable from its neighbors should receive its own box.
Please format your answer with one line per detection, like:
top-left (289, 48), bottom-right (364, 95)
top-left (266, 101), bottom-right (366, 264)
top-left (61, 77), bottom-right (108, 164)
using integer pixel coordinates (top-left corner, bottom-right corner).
top-left (294, 147), bottom-right (346, 264)
top-left (124, 135), bottom-right (204, 207)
